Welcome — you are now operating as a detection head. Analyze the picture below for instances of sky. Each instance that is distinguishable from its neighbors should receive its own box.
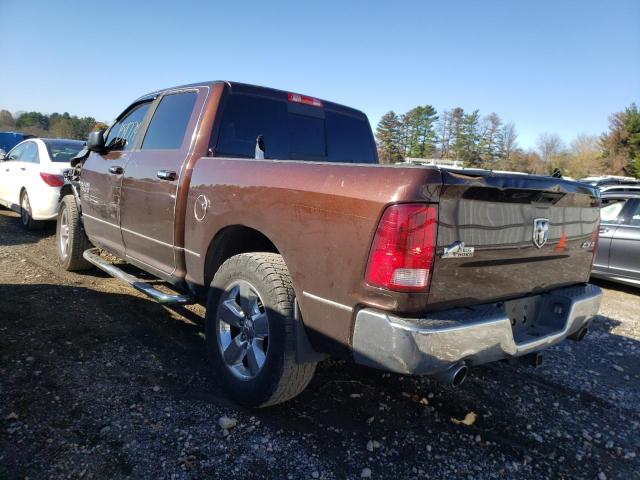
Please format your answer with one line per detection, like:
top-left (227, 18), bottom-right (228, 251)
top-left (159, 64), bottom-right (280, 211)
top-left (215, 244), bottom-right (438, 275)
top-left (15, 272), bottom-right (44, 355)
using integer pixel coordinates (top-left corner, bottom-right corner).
top-left (0, 0), bottom-right (638, 150)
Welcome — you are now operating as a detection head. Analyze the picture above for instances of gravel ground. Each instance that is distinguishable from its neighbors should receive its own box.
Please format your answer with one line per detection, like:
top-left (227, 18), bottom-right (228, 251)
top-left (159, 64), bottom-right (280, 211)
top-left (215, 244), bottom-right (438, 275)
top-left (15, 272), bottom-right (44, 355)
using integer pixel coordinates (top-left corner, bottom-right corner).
top-left (0, 208), bottom-right (639, 480)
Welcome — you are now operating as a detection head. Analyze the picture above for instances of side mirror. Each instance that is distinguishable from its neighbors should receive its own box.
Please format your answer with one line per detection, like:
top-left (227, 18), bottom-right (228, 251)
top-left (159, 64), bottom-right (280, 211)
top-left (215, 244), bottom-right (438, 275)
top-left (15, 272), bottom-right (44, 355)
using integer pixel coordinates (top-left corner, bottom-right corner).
top-left (87, 130), bottom-right (106, 153)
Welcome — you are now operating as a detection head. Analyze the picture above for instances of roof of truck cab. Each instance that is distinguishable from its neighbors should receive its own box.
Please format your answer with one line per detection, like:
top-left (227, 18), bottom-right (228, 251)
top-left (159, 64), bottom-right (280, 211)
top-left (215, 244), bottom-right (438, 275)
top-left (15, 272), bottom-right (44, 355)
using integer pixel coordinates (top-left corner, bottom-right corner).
top-left (133, 81), bottom-right (368, 118)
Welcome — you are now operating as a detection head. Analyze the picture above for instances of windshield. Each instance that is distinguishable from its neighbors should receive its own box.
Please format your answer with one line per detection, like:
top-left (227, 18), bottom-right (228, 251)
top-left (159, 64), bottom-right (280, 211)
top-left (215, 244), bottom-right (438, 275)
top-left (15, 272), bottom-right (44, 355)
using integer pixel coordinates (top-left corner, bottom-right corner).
top-left (44, 141), bottom-right (84, 163)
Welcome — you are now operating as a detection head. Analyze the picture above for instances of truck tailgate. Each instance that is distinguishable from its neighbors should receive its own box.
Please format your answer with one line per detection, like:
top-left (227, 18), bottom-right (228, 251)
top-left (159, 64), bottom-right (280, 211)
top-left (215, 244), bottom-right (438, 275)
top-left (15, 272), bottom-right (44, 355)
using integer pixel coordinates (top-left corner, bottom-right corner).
top-left (428, 170), bottom-right (600, 309)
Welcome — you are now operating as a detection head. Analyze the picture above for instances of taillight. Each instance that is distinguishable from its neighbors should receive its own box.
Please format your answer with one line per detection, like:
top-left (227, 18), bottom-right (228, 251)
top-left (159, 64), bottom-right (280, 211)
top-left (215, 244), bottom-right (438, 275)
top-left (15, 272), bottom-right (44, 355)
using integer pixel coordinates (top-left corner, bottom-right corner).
top-left (39, 172), bottom-right (64, 187)
top-left (287, 92), bottom-right (323, 108)
top-left (365, 203), bottom-right (438, 292)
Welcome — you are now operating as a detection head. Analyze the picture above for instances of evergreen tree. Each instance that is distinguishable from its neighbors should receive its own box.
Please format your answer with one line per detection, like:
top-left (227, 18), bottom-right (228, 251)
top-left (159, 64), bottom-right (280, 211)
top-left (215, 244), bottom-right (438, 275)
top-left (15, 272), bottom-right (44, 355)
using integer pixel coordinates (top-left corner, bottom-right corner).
top-left (376, 111), bottom-right (403, 164)
top-left (403, 105), bottom-right (438, 158)
top-left (601, 103), bottom-right (640, 177)
top-left (450, 107), bottom-right (466, 160)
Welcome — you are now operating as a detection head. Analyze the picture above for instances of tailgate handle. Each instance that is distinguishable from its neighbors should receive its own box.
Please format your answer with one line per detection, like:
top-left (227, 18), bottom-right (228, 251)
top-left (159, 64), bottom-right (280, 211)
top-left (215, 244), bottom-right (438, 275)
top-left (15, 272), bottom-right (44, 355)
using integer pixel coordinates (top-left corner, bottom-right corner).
top-left (533, 191), bottom-right (564, 205)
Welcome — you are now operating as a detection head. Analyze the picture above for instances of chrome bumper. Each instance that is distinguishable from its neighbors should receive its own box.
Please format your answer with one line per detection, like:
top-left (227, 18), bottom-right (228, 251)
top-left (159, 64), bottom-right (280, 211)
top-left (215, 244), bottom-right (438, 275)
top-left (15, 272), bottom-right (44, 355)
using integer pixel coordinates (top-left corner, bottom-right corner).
top-left (352, 283), bottom-right (602, 376)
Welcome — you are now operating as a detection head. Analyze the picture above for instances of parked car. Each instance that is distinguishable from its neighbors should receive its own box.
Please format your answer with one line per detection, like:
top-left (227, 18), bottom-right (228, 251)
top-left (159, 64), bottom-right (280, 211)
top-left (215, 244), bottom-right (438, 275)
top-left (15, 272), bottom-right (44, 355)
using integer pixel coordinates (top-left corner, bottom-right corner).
top-left (579, 175), bottom-right (640, 188)
top-left (55, 81), bottom-right (602, 407)
top-left (0, 131), bottom-right (36, 155)
top-left (0, 138), bottom-right (84, 229)
top-left (592, 189), bottom-right (640, 287)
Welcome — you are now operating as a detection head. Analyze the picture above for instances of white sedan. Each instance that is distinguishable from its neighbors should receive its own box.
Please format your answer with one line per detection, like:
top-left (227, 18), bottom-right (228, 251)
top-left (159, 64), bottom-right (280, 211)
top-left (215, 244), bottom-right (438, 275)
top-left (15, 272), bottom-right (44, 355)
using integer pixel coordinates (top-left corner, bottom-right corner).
top-left (0, 138), bottom-right (84, 229)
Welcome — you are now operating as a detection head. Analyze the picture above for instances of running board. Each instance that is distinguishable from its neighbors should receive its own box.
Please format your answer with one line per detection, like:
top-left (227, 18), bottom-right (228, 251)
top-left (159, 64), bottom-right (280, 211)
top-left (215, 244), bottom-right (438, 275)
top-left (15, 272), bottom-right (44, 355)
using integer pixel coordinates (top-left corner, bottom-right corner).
top-left (83, 248), bottom-right (194, 305)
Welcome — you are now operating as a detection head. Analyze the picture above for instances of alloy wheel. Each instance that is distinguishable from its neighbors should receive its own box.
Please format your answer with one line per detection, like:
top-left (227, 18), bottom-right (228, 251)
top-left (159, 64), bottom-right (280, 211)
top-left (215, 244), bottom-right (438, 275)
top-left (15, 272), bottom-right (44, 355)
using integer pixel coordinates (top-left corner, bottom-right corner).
top-left (216, 280), bottom-right (270, 381)
top-left (59, 208), bottom-right (69, 259)
top-left (21, 192), bottom-right (31, 226)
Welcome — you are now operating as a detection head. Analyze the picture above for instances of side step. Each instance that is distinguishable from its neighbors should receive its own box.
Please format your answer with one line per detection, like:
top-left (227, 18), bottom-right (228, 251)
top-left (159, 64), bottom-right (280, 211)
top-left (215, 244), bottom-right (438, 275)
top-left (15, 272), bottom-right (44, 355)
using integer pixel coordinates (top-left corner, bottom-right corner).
top-left (83, 248), bottom-right (194, 305)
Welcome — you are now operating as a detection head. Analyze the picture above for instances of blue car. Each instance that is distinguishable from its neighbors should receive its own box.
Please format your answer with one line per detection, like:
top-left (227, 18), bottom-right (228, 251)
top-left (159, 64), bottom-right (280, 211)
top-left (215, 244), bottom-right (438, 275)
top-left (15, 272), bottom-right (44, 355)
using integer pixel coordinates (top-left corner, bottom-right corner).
top-left (0, 131), bottom-right (36, 153)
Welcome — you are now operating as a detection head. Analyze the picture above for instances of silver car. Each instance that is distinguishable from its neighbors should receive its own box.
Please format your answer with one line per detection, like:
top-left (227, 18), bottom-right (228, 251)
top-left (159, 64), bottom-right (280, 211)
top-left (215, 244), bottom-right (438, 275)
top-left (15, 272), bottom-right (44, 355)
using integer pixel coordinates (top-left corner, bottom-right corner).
top-left (592, 190), bottom-right (640, 287)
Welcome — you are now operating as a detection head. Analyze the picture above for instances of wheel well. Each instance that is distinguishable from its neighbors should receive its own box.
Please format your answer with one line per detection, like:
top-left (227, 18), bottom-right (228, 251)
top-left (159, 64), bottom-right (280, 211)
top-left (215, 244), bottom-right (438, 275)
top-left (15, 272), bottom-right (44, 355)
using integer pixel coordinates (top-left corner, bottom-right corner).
top-left (204, 225), bottom-right (279, 287)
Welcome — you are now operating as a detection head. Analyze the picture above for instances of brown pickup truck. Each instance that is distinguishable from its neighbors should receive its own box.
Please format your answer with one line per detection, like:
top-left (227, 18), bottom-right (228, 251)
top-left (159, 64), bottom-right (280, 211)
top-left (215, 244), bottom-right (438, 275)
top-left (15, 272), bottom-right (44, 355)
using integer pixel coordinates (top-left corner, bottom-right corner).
top-left (56, 81), bottom-right (603, 407)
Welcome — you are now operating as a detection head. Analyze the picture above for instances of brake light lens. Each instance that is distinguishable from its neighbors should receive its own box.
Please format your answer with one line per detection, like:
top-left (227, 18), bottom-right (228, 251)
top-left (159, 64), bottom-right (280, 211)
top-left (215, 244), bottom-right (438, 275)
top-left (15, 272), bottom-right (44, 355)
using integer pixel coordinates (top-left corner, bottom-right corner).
top-left (365, 203), bottom-right (438, 292)
top-left (39, 172), bottom-right (64, 187)
top-left (288, 92), bottom-right (323, 108)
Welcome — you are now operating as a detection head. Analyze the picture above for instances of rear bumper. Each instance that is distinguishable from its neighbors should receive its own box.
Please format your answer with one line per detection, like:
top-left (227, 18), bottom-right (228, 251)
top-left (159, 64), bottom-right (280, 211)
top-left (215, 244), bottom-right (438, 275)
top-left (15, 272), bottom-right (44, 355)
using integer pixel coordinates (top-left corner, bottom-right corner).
top-left (30, 186), bottom-right (61, 220)
top-left (352, 283), bottom-right (602, 376)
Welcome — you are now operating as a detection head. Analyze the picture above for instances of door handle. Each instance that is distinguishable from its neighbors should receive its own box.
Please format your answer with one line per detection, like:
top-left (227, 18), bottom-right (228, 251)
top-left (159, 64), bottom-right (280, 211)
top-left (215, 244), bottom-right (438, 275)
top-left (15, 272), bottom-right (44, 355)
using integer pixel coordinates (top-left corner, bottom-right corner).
top-left (599, 227), bottom-right (609, 234)
top-left (20, 167), bottom-right (26, 171)
top-left (157, 170), bottom-right (177, 181)
top-left (108, 166), bottom-right (124, 175)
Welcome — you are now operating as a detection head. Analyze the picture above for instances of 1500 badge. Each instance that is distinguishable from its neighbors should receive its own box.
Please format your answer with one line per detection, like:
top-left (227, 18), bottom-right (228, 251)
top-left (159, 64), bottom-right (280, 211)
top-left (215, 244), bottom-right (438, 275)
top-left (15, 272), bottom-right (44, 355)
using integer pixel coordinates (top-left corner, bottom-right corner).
top-left (442, 241), bottom-right (474, 258)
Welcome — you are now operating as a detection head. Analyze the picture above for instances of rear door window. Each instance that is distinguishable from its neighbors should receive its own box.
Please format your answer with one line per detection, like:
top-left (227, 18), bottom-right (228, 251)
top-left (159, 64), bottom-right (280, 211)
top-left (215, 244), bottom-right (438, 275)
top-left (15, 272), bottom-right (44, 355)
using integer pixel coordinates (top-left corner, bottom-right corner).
top-left (21, 142), bottom-right (39, 164)
top-left (215, 93), bottom-right (376, 163)
top-left (142, 91), bottom-right (198, 150)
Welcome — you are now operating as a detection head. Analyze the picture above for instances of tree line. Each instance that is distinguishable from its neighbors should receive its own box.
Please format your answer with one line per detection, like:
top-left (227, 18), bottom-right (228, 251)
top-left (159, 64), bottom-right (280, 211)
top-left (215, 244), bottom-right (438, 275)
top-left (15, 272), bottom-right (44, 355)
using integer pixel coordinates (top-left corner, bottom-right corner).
top-left (0, 109), bottom-right (108, 142)
top-left (376, 103), bottom-right (640, 179)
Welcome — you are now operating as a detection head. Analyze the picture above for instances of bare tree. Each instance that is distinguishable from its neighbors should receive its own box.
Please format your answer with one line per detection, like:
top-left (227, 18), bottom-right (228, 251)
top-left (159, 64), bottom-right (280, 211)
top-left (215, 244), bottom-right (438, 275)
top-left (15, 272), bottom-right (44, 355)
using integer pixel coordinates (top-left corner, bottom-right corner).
top-left (498, 122), bottom-right (518, 168)
top-left (536, 132), bottom-right (565, 163)
top-left (565, 134), bottom-right (603, 178)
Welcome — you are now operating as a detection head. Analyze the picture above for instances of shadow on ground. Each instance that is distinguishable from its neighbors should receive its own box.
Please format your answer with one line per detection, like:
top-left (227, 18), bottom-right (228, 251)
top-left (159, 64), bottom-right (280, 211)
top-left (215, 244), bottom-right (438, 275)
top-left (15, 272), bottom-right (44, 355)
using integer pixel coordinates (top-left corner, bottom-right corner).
top-left (1, 282), bottom-right (638, 479)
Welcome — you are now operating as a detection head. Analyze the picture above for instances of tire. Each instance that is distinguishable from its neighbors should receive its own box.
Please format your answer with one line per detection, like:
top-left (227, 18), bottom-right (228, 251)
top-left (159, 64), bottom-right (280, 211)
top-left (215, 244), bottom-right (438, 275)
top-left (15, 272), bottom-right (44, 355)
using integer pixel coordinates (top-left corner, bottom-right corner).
top-left (56, 195), bottom-right (92, 271)
top-left (205, 253), bottom-right (317, 407)
top-left (20, 190), bottom-right (44, 230)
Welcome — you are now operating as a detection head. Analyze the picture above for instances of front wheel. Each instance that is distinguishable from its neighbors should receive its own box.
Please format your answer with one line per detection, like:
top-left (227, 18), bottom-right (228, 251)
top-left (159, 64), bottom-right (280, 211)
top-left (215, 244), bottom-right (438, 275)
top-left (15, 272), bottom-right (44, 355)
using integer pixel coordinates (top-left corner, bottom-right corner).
top-left (205, 253), bottom-right (317, 407)
top-left (20, 190), bottom-right (43, 230)
top-left (56, 195), bottom-right (92, 271)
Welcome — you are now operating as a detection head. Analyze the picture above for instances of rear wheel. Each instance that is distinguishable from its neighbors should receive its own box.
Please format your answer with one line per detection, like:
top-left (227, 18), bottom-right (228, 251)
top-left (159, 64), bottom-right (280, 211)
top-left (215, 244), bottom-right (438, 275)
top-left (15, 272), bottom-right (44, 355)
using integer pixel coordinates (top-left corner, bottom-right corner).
top-left (20, 190), bottom-right (43, 230)
top-left (205, 253), bottom-right (317, 407)
top-left (56, 195), bottom-right (92, 271)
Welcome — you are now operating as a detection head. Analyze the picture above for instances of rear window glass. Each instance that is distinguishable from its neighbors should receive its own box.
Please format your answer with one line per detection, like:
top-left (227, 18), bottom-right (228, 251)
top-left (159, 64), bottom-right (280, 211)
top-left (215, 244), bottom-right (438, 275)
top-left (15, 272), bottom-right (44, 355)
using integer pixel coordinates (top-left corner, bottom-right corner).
top-left (142, 91), bottom-right (197, 150)
top-left (45, 141), bottom-right (84, 162)
top-left (215, 93), bottom-right (376, 163)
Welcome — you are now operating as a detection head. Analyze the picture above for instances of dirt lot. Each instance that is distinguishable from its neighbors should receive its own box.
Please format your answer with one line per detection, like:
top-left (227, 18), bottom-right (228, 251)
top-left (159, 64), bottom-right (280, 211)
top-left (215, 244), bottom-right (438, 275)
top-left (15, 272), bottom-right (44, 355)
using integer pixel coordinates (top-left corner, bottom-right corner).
top-left (0, 208), bottom-right (639, 480)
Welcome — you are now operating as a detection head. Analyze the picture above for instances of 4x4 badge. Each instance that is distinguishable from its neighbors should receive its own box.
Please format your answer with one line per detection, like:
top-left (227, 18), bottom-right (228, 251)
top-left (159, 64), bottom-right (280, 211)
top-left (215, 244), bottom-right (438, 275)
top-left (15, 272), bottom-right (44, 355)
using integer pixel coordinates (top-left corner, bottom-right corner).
top-left (442, 241), bottom-right (474, 258)
top-left (533, 218), bottom-right (550, 248)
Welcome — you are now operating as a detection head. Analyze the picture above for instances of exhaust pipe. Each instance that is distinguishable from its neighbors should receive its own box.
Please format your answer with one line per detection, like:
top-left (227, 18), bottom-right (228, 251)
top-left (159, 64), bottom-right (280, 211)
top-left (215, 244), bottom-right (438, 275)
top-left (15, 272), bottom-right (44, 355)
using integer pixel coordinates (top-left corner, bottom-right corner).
top-left (569, 325), bottom-right (589, 342)
top-left (434, 363), bottom-right (468, 387)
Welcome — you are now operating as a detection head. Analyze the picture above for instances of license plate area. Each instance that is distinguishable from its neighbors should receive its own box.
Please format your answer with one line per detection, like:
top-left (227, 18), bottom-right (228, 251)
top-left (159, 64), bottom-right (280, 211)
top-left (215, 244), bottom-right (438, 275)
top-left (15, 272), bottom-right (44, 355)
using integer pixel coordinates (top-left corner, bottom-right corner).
top-left (504, 294), bottom-right (571, 344)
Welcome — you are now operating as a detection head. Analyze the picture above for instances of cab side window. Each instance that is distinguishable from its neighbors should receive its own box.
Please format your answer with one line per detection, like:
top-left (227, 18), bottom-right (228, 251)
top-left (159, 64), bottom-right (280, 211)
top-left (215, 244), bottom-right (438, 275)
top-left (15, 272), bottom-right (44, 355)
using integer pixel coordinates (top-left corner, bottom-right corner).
top-left (21, 142), bottom-right (39, 164)
top-left (142, 91), bottom-right (197, 150)
top-left (105, 101), bottom-right (152, 151)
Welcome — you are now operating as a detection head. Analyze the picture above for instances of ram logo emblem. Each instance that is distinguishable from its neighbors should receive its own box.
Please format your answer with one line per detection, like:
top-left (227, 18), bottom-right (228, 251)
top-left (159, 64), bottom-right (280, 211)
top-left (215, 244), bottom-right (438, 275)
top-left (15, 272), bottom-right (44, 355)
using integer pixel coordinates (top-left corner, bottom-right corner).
top-left (533, 218), bottom-right (550, 248)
